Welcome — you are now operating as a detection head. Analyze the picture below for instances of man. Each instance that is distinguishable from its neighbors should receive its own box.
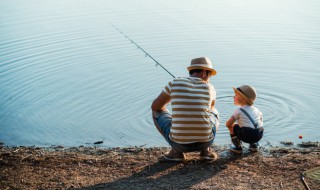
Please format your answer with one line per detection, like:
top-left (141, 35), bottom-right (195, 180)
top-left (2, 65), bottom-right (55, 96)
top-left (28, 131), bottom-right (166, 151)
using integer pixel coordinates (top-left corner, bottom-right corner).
top-left (151, 57), bottom-right (220, 162)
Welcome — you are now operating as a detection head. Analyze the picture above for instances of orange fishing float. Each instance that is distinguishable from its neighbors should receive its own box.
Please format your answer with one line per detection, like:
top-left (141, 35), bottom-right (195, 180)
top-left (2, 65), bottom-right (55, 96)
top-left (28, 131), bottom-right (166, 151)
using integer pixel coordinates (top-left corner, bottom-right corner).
top-left (299, 134), bottom-right (303, 139)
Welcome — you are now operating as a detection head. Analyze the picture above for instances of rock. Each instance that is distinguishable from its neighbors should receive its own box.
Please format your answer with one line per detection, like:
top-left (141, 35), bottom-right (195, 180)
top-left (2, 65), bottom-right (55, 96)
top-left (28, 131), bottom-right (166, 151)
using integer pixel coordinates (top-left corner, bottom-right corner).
top-left (298, 141), bottom-right (319, 148)
top-left (280, 141), bottom-right (294, 146)
top-left (94, 141), bottom-right (104, 145)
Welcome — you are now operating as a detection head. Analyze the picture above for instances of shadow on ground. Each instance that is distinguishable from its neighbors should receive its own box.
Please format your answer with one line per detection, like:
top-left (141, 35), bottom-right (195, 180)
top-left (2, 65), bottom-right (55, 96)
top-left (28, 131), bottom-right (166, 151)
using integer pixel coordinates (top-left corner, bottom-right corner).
top-left (75, 151), bottom-right (250, 190)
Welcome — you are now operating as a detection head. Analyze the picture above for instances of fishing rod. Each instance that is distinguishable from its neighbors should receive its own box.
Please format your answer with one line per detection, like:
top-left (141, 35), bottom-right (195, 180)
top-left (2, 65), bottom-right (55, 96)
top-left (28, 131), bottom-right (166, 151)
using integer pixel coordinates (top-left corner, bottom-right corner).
top-left (110, 24), bottom-right (175, 78)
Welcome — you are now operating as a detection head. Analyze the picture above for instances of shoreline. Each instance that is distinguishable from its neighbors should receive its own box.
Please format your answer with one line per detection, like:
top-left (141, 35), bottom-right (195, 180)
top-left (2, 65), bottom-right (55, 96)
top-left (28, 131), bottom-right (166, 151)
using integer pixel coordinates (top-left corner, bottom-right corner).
top-left (0, 140), bottom-right (319, 154)
top-left (1, 142), bottom-right (320, 189)
top-left (0, 140), bottom-right (318, 148)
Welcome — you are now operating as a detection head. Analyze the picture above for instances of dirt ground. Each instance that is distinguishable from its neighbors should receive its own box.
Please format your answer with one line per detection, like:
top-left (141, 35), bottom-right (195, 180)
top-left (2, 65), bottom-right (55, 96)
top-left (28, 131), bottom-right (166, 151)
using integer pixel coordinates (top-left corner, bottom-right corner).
top-left (0, 143), bottom-right (319, 190)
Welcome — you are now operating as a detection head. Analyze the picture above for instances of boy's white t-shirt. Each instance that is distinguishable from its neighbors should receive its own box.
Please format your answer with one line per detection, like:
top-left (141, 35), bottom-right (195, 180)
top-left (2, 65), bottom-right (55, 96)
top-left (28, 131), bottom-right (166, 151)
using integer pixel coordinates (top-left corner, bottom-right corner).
top-left (232, 105), bottom-right (263, 129)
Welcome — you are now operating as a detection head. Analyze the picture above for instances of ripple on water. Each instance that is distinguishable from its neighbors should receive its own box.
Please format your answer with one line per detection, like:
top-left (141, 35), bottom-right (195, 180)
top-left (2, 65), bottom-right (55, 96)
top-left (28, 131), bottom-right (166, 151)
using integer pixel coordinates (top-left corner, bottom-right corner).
top-left (1, 0), bottom-right (319, 147)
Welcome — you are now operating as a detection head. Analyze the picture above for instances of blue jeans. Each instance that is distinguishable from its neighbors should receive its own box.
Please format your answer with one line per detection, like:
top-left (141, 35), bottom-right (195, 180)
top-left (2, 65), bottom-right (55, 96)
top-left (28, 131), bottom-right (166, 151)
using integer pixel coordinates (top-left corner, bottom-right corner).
top-left (154, 111), bottom-right (219, 153)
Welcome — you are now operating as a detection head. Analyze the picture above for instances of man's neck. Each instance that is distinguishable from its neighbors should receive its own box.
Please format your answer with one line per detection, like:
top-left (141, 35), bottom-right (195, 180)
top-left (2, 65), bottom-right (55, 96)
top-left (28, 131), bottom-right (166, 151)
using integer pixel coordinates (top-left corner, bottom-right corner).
top-left (190, 74), bottom-right (209, 83)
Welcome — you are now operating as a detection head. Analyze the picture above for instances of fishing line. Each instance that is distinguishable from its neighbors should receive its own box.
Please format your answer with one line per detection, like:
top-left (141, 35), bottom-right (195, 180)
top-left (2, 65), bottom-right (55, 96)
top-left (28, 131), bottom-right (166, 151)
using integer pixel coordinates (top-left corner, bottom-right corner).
top-left (110, 24), bottom-right (175, 78)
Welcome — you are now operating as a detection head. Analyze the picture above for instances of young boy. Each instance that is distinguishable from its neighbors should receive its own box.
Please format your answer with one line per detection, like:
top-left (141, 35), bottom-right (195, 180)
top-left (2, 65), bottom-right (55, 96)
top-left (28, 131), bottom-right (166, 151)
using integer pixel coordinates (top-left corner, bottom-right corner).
top-left (226, 85), bottom-right (264, 153)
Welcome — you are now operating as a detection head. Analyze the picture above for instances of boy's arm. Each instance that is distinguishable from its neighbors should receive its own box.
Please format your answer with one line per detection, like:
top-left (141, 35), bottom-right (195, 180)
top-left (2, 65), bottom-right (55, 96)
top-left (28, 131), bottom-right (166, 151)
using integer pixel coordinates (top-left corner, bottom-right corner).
top-left (260, 112), bottom-right (264, 126)
top-left (226, 116), bottom-right (236, 133)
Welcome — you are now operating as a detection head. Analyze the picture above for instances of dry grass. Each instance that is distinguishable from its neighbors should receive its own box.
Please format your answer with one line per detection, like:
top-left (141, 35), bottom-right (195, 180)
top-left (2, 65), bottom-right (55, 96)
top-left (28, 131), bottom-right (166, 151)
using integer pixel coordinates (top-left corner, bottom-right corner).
top-left (1, 145), bottom-right (319, 190)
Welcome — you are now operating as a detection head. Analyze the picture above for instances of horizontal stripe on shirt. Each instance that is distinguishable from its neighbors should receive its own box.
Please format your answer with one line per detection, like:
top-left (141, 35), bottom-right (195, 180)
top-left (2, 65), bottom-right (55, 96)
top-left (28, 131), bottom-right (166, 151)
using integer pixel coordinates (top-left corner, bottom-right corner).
top-left (171, 89), bottom-right (210, 95)
top-left (172, 120), bottom-right (210, 124)
top-left (171, 133), bottom-right (212, 136)
top-left (172, 108), bottom-right (208, 112)
top-left (172, 123), bottom-right (211, 127)
top-left (172, 102), bottom-right (209, 106)
top-left (171, 126), bottom-right (212, 130)
top-left (172, 111), bottom-right (209, 115)
top-left (171, 130), bottom-right (212, 134)
top-left (172, 114), bottom-right (211, 118)
top-left (170, 137), bottom-right (213, 143)
top-left (171, 83), bottom-right (210, 89)
top-left (163, 77), bottom-right (216, 143)
top-left (171, 95), bottom-right (210, 101)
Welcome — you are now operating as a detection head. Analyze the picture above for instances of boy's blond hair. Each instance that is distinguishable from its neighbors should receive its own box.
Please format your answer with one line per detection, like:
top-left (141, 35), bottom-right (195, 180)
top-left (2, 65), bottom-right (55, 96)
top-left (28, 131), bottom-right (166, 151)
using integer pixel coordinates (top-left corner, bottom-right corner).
top-left (233, 85), bottom-right (257, 106)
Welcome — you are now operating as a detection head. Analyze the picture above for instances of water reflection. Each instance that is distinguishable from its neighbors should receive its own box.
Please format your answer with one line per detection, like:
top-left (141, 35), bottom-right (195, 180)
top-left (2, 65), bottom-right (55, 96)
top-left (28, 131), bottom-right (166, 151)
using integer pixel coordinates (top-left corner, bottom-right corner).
top-left (0, 0), bottom-right (319, 147)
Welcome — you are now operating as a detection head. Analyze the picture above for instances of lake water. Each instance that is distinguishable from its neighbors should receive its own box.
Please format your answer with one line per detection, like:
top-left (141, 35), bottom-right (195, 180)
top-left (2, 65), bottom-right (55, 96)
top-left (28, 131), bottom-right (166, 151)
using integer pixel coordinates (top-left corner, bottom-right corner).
top-left (0, 0), bottom-right (319, 148)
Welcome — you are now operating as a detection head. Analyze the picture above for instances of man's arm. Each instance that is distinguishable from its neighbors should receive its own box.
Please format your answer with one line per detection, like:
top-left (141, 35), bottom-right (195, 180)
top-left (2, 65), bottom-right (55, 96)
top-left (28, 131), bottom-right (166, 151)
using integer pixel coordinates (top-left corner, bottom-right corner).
top-left (211, 100), bottom-right (215, 110)
top-left (151, 92), bottom-right (171, 112)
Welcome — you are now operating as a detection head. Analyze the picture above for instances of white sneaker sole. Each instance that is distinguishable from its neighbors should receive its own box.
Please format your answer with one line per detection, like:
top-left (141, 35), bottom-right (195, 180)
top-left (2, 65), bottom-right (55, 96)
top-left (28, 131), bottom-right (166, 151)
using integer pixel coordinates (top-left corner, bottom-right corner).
top-left (229, 149), bottom-right (243, 154)
top-left (249, 148), bottom-right (258, 152)
top-left (159, 155), bottom-right (184, 162)
top-left (200, 152), bottom-right (218, 161)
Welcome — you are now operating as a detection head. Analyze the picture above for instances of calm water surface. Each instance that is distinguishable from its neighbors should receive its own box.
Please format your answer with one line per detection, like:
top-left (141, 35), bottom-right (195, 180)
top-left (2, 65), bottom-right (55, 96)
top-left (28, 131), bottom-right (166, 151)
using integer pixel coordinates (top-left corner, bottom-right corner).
top-left (0, 0), bottom-right (319, 148)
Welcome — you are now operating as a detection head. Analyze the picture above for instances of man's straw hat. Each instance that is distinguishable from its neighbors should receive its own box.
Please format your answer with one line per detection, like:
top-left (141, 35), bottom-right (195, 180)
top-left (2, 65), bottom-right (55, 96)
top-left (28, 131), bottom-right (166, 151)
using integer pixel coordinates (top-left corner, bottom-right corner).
top-left (233, 85), bottom-right (257, 106)
top-left (187, 57), bottom-right (217, 76)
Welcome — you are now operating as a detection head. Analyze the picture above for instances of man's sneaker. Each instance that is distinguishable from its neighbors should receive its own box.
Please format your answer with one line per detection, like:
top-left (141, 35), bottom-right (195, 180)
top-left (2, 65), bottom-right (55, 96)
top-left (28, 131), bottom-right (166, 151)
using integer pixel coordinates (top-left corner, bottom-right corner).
top-left (200, 148), bottom-right (218, 161)
top-left (159, 148), bottom-right (185, 162)
top-left (229, 146), bottom-right (243, 154)
top-left (249, 143), bottom-right (258, 152)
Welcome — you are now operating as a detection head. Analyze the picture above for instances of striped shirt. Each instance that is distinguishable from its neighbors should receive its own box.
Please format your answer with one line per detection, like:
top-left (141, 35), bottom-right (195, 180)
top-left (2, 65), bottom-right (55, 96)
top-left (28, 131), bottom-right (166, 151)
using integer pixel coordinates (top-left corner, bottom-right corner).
top-left (162, 77), bottom-right (216, 144)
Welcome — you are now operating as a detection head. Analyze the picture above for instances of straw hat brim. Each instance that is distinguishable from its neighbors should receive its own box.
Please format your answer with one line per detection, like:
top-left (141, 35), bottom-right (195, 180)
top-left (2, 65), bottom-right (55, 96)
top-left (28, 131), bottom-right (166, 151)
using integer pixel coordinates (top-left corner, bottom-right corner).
top-left (187, 66), bottom-right (217, 76)
top-left (233, 87), bottom-right (254, 105)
